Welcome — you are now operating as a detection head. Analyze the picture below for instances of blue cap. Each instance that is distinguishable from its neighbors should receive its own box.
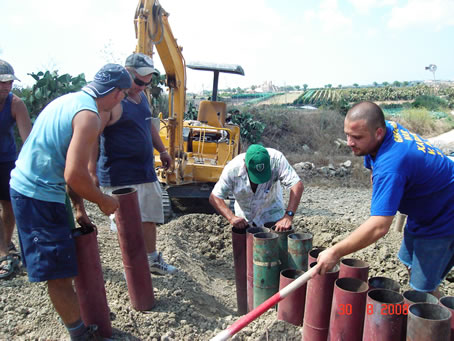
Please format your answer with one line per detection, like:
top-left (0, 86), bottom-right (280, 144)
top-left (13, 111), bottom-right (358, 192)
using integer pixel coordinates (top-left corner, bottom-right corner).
top-left (82, 63), bottom-right (132, 98)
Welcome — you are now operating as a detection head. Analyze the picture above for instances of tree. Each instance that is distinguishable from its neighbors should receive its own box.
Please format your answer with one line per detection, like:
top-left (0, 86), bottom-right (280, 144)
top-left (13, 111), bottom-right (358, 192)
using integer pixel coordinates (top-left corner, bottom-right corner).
top-left (353, 83), bottom-right (359, 88)
top-left (325, 84), bottom-right (332, 88)
top-left (251, 85), bottom-right (256, 91)
top-left (295, 85), bottom-right (301, 91)
top-left (303, 84), bottom-right (308, 91)
top-left (393, 80), bottom-right (401, 87)
top-left (402, 81), bottom-right (409, 87)
top-left (382, 81), bottom-right (389, 87)
top-left (338, 84), bottom-right (342, 89)
top-left (373, 81), bottom-right (378, 87)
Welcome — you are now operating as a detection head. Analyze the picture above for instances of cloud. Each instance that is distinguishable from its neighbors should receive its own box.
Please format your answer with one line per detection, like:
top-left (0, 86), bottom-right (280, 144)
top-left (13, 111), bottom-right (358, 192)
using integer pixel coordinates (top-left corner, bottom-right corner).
top-left (388, 0), bottom-right (454, 30)
top-left (305, 0), bottom-right (352, 32)
top-left (348, 0), bottom-right (397, 14)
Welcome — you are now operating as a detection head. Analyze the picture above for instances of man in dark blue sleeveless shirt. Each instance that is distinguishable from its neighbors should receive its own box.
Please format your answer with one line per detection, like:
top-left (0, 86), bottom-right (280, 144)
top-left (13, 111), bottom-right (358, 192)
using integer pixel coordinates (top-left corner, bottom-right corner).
top-left (94, 53), bottom-right (176, 275)
top-left (0, 59), bottom-right (31, 279)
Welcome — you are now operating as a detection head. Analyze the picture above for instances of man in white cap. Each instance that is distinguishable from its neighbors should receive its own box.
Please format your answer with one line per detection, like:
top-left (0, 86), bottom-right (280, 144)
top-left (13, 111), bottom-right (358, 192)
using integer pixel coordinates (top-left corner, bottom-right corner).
top-left (10, 63), bottom-right (131, 340)
top-left (92, 53), bottom-right (176, 275)
top-left (0, 59), bottom-right (32, 280)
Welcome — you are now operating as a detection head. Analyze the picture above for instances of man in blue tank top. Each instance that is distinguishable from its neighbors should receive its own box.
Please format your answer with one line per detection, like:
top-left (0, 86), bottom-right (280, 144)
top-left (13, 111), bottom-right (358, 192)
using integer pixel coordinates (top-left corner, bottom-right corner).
top-left (316, 101), bottom-right (454, 297)
top-left (10, 64), bottom-right (131, 340)
top-left (0, 59), bottom-right (32, 279)
top-left (93, 53), bottom-right (176, 275)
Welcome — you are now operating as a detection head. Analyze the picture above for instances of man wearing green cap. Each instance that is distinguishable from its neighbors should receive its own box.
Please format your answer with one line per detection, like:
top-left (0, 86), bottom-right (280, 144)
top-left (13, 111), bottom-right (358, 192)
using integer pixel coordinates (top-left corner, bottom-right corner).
top-left (210, 144), bottom-right (303, 231)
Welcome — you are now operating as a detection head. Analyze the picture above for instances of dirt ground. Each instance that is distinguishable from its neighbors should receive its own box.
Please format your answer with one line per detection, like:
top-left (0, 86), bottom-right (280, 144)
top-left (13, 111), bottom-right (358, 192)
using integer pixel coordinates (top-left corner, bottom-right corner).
top-left (2, 184), bottom-right (454, 341)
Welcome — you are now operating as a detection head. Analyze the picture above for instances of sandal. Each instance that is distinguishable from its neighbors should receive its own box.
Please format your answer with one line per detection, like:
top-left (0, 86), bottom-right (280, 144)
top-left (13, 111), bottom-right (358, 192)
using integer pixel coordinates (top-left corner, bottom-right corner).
top-left (7, 242), bottom-right (21, 262)
top-left (0, 254), bottom-right (19, 279)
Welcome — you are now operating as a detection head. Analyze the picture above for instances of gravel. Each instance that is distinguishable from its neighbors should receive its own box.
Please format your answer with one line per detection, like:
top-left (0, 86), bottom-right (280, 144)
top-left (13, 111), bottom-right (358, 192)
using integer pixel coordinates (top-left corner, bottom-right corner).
top-left (2, 185), bottom-right (454, 340)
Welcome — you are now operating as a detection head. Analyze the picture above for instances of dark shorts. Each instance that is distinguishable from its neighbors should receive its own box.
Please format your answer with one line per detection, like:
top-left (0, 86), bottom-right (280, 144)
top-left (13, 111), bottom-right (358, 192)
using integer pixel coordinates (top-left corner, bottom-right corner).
top-left (398, 229), bottom-right (454, 292)
top-left (10, 188), bottom-right (78, 282)
top-left (0, 161), bottom-right (15, 201)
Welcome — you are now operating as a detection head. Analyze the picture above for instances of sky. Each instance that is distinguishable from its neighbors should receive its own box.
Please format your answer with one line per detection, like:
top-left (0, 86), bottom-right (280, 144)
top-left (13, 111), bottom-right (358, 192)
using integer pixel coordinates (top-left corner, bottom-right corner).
top-left (1, 0), bottom-right (453, 93)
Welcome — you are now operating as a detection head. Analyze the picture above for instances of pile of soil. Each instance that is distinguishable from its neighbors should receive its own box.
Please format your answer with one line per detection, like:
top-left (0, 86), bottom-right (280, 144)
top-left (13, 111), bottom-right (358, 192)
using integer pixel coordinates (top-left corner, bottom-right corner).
top-left (1, 186), bottom-right (454, 340)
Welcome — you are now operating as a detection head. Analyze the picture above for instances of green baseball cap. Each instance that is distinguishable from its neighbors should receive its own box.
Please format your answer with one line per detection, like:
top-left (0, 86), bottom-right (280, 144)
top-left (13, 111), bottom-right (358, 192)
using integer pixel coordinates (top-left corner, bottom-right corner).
top-left (245, 144), bottom-right (271, 184)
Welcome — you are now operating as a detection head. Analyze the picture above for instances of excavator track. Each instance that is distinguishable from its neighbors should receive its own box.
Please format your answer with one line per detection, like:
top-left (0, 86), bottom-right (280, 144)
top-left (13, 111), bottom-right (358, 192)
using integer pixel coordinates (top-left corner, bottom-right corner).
top-left (161, 185), bottom-right (173, 223)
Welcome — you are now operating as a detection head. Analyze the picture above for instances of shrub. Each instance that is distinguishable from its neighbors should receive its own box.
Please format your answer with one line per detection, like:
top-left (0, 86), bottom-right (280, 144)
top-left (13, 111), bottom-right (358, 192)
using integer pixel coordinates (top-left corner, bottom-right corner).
top-left (399, 108), bottom-right (435, 136)
top-left (411, 95), bottom-right (448, 111)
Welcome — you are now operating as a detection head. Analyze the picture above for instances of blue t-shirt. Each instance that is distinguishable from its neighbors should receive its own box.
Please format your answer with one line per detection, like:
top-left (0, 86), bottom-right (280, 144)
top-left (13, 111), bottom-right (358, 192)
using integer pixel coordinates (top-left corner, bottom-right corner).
top-left (364, 121), bottom-right (454, 238)
top-left (0, 93), bottom-right (17, 162)
top-left (10, 91), bottom-right (98, 203)
top-left (97, 92), bottom-right (157, 186)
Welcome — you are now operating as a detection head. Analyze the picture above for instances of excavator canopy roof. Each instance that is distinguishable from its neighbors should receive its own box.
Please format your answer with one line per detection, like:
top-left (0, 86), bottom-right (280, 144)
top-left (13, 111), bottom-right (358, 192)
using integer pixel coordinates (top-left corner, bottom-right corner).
top-left (186, 62), bottom-right (245, 76)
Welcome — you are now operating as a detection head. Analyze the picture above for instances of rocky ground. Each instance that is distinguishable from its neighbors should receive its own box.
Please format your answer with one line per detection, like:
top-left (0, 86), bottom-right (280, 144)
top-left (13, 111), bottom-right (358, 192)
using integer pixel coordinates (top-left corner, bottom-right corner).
top-left (2, 183), bottom-right (454, 341)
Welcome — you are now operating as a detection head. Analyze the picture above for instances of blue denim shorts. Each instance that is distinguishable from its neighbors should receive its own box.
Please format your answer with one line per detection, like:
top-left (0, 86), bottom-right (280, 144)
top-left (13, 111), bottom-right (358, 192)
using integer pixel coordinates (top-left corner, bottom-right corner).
top-left (10, 188), bottom-right (77, 282)
top-left (398, 229), bottom-right (454, 292)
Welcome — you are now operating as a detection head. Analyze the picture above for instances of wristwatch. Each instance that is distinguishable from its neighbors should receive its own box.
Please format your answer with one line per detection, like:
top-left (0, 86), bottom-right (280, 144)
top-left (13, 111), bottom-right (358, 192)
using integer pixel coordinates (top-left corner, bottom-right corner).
top-left (285, 210), bottom-right (294, 217)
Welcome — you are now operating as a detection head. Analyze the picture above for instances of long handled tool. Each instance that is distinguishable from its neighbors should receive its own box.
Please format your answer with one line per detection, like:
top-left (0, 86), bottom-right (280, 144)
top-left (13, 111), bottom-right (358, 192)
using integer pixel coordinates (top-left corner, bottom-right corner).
top-left (210, 267), bottom-right (316, 341)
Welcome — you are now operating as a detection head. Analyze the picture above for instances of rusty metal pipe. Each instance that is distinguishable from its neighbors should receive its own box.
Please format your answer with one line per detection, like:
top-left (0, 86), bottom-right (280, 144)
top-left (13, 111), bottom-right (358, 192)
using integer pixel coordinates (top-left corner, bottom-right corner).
top-left (402, 290), bottom-right (438, 340)
top-left (439, 296), bottom-right (454, 341)
top-left (268, 223), bottom-right (294, 271)
top-left (339, 258), bottom-right (369, 282)
top-left (73, 226), bottom-right (112, 338)
top-left (277, 269), bottom-right (306, 326)
top-left (253, 232), bottom-right (280, 308)
top-left (368, 276), bottom-right (400, 292)
top-left (308, 247), bottom-right (326, 270)
top-left (288, 233), bottom-right (313, 271)
top-left (231, 227), bottom-right (247, 315)
top-left (302, 262), bottom-right (339, 341)
top-left (246, 227), bottom-right (269, 312)
top-left (407, 303), bottom-right (451, 341)
top-left (328, 277), bottom-right (368, 341)
top-left (362, 288), bottom-right (404, 341)
top-left (112, 187), bottom-right (155, 311)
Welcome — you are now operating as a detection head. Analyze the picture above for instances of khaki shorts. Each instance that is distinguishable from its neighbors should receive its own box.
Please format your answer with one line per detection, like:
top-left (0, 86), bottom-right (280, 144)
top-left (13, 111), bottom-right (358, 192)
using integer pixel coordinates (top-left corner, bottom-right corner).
top-left (101, 181), bottom-right (164, 224)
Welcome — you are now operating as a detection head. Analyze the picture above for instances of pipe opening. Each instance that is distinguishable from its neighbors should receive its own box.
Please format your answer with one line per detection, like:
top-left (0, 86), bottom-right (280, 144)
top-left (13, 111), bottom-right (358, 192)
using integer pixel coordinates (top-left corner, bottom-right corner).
top-left (308, 247), bottom-right (326, 259)
top-left (368, 288), bottom-right (403, 304)
top-left (440, 296), bottom-right (454, 310)
top-left (281, 268), bottom-right (304, 279)
top-left (246, 227), bottom-right (270, 235)
top-left (288, 232), bottom-right (313, 241)
top-left (112, 187), bottom-right (137, 195)
top-left (403, 290), bottom-right (438, 304)
top-left (336, 277), bottom-right (368, 293)
top-left (341, 258), bottom-right (369, 269)
top-left (368, 276), bottom-right (400, 292)
top-left (253, 232), bottom-right (278, 240)
top-left (310, 261), bottom-right (339, 273)
top-left (232, 226), bottom-right (247, 234)
top-left (409, 303), bottom-right (452, 320)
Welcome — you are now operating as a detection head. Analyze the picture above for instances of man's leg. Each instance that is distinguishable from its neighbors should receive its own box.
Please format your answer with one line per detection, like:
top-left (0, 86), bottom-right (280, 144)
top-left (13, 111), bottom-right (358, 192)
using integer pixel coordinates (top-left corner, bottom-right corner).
top-left (47, 277), bottom-right (81, 324)
top-left (143, 222), bottom-right (157, 253)
top-left (0, 200), bottom-right (15, 245)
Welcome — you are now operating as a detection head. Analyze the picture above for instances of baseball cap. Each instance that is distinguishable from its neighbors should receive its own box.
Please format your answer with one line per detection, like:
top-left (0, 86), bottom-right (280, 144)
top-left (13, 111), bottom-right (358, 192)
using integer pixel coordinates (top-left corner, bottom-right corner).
top-left (245, 144), bottom-right (271, 184)
top-left (82, 63), bottom-right (132, 98)
top-left (0, 59), bottom-right (20, 82)
top-left (125, 53), bottom-right (159, 76)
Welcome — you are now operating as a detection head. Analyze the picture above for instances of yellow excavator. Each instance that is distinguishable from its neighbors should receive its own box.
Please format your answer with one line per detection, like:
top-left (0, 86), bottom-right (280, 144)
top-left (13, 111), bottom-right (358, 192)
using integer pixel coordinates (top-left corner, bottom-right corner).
top-left (134, 0), bottom-right (244, 219)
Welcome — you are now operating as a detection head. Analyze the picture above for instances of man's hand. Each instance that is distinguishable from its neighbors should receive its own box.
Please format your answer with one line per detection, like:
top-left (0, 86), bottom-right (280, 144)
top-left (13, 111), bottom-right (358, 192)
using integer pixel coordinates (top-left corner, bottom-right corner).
top-left (274, 215), bottom-right (293, 231)
top-left (160, 151), bottom-right (172, 170)
top-left (229, 216), bottom-right (249, 229)
top-left (97, 194), bottom-right (119, 216)
top-left (75, 211), bottom-right (97, 230)
top-left (314, 248), bottom-right (339, 275)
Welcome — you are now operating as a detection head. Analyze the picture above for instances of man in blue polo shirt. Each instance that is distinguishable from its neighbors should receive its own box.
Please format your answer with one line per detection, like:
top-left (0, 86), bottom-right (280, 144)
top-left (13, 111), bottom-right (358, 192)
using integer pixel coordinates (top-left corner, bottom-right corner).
top-left (10, 64), bottom-right (131, 340)
top-left (316, 101), bottom-right (454, 297)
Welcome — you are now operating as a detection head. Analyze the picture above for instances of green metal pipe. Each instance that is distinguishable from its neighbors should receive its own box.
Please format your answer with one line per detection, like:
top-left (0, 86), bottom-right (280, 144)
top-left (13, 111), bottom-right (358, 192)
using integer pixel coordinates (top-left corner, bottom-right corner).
top-left (253, 232), bottom-right (280, 308)
top-left (288, 232), bottom-right (313, 271)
